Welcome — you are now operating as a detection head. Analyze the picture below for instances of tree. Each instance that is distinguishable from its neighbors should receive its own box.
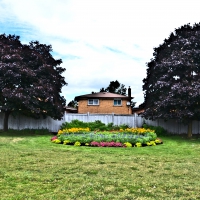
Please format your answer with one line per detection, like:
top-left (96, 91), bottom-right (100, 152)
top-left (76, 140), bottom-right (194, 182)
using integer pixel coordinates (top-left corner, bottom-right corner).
top-left (0, 34), bottom-right (67, 131)
top-left (99, 80), bottom-right (136, 108)
top-left (142, 23), bottom-right (200, 137)
top-left (67, 100), bottom-right (78, 108)
top-left (100, 80), bottom-right (127, 95)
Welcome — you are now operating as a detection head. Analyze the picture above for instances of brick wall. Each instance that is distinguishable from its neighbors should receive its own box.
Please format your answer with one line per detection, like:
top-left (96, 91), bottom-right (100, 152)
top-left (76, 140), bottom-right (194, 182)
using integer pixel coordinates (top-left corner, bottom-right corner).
top-left (78, 99), bottom-right (132, 114)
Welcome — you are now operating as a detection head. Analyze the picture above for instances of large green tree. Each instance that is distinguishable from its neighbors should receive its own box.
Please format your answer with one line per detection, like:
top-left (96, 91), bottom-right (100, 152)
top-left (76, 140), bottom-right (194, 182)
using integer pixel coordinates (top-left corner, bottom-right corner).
top-left (0, 34), bottom-right (67, 131)
top-left (142, 23), bottom-right (200, 137)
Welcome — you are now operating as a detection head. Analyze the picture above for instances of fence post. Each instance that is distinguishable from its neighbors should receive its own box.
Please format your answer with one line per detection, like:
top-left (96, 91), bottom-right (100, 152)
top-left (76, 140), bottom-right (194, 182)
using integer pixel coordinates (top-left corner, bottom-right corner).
top-left (87, 112), bottom-right (90, 122)
top-left (134, 113), bottom-right (137, 128)
top-left (112, 113), bottom-right (114, 125)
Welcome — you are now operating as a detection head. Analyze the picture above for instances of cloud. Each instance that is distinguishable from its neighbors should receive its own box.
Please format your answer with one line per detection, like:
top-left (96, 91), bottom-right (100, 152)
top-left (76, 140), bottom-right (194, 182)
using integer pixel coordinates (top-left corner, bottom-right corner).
top-left (1, 0), bottom-right (200, 107)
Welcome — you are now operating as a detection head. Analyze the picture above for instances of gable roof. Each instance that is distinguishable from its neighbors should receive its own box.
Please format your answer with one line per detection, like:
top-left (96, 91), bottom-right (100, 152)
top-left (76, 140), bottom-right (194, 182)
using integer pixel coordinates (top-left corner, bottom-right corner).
top-left (75, 92), bottom-right (133, 101)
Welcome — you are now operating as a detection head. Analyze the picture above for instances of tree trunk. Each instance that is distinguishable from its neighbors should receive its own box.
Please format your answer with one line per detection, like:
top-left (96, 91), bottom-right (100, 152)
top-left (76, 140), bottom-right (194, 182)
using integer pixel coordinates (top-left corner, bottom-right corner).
top-left (3, 111), bottom-right (11, 132)
top-left (187, 120), bottom-right (193, 138)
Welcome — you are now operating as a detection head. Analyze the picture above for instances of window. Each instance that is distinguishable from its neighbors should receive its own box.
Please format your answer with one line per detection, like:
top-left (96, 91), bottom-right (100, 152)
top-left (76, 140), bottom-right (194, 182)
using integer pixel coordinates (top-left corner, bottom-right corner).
top-left (114, 99), bottom-right (122, 106)
top-left (88, 99), bottom-right (99, 105)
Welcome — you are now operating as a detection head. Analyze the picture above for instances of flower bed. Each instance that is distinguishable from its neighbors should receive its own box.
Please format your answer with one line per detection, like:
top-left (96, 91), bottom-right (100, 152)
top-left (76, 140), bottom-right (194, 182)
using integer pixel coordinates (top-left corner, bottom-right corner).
top-left (51, 127), bottom-right (163, 147)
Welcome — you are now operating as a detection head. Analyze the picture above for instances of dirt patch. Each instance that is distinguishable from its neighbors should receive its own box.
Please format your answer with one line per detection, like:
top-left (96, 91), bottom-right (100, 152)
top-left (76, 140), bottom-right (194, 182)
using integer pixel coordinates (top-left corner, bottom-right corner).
top-left (12, 138), bottom-right (25, 143)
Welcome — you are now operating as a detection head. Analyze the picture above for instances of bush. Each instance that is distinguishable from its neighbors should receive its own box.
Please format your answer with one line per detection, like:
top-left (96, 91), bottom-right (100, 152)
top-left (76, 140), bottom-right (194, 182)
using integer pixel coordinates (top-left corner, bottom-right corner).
top-left (60, 120), bottom-right (121, 131)
top-left (142, 124), bottom-right (168, 136)
top-left (60, 120), bottom-right (88, 129)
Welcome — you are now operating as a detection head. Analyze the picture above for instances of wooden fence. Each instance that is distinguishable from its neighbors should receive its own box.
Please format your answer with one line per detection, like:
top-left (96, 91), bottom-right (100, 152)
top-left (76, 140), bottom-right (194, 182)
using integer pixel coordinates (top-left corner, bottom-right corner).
top-left (0, 112), bottom-right (141, 132)
top-left (0, 112), bottom-right (199, 134)
top-left (143, 118), bottom-right (200, 134)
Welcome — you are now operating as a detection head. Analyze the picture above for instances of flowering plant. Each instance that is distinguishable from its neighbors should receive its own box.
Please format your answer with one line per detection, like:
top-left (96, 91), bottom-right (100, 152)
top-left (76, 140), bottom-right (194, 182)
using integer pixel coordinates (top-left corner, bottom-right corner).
top-left (58, 127), bottom-right (90, 135)
top-left (90, 141), bottom-right (124, 147)
top-left (63, 140), bottom-right (71, 145)
top-left (52, 126), bottom-right (163, 148)
top-left (74, 141), bottom-right (81, 146)
top-left (51, 136), bottom-right (58, 141)
top-left (135, 142), bottom-right (142, 147)
top-left (120, 128), bottom-right (155, 135)
top-left (51, 139), bottom-right (61, 144)
top-left (124, 142), bottom-right (132, 147)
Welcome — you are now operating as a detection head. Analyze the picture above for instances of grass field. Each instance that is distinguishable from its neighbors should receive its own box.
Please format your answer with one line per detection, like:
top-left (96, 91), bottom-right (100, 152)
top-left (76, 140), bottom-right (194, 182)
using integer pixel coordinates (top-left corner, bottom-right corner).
top-left (0, 130), bottom-right (200, 200)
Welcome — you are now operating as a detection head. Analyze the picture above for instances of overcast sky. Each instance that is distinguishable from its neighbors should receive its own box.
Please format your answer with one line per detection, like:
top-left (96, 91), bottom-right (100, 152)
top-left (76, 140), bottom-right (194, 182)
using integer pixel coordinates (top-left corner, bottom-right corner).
top-left (0, 0), bottom-right (200, 106)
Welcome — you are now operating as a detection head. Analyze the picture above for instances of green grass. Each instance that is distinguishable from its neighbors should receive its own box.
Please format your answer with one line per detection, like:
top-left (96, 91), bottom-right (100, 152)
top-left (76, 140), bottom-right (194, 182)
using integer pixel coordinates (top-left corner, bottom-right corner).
top-left (0, 130), bottom-right (200, 199)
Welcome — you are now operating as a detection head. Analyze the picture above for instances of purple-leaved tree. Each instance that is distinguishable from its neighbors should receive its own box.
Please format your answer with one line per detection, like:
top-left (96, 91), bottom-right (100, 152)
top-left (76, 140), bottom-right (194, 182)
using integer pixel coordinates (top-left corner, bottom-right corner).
top-left (142, 23), bottom-right (200, 138)
top-left (0, 34), bottom-right (67, 131)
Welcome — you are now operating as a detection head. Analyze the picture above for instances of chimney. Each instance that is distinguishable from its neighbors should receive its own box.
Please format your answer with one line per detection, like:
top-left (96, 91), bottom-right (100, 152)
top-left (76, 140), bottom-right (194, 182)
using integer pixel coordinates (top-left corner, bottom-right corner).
top-left (128, 86), bottom-right (131, 98)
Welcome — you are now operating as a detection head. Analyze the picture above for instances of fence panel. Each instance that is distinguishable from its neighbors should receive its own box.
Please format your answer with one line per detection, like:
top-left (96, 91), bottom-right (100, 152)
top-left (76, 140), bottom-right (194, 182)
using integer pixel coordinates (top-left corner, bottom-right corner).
top-left (64, 113), bottom-right (137, 127)
top-left (0, 111), bottom-right (199, 134)
top-left (143, 118), bottom-right (200, 134)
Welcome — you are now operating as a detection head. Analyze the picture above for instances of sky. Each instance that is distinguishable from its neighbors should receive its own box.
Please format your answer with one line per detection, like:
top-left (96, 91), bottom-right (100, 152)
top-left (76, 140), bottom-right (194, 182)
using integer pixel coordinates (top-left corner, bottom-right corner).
top-left (0, 0), bottom-right (200, 107)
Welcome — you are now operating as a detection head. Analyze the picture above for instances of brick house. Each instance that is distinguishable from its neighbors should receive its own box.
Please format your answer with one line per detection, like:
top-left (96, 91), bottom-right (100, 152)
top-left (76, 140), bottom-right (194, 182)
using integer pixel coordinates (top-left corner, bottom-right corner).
top-left (74, 87), bottom-right (133, 114)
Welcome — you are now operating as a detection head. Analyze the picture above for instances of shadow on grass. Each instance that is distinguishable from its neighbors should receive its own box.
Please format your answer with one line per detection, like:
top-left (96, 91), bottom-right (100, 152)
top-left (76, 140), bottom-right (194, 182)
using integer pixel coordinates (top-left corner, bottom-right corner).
top-left (0, 129), bottom-right (55, 137)
top-left (162, 133), bottom-right (200, 144)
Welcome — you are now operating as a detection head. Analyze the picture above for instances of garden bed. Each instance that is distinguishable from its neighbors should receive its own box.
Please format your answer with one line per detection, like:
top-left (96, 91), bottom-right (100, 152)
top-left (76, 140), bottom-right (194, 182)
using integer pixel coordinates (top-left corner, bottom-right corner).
top-left (51, 127), bottom-right (163, 147)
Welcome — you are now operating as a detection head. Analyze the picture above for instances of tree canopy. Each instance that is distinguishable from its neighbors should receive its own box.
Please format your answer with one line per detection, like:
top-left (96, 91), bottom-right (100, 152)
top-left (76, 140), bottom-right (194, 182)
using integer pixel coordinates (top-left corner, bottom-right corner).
top-left (100, 80), bottom-right (127, 95)
top-left (0, 34), bottom-right (67, 131)
top-left (142, 23), bottom-right (200, 137)
top-left (67, 100), bottom-right (78, 108)
top-left (99, 80), bottom-right (136, 108)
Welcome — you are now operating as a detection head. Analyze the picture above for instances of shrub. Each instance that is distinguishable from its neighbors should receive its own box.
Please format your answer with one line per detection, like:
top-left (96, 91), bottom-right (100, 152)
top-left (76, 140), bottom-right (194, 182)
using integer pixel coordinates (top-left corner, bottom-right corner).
top-left (60, 120), bottom-right (88, 130)
top-left (60, 120), bottom-right (127, 132)
top-left (142, 124), bottom-right (168, 136)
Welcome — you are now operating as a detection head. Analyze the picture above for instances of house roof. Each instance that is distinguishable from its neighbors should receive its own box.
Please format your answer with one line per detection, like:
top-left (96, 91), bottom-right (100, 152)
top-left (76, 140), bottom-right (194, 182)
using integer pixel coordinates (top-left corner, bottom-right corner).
top-left (65, 106), bottom-right (78, 113)
top-left (74, 92), bottom-right (133, 101)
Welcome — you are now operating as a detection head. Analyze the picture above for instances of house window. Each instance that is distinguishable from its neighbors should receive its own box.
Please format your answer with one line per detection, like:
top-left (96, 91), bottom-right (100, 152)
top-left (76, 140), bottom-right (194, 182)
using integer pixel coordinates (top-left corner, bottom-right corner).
top-left (88, 99), bottom-right (99, 105)
top-left (114, 99), bottom-right (122, 106)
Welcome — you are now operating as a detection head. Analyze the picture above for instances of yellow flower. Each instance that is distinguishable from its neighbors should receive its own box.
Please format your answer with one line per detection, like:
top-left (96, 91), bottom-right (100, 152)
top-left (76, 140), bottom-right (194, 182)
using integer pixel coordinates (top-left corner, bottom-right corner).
top-left (57, 127), bottom-right (90, 135)
top-left (124, 142), bottom-right (132, 147)
top-left (155, 139), bottom-right (161, 144)
top-left (74, 141), bottom-right (81, 146)
top-left (135, 142), bottom-right (142, 147)
top-left (52, 139), bottom-right (61, 144)
top-left (63, 140), bottom-right (71, 145)
top-left (146, 142), bottom-right (151, 146)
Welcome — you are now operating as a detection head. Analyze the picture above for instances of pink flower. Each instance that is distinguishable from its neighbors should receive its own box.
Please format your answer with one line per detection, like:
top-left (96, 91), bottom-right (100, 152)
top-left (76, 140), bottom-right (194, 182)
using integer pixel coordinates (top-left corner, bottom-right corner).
top-left (51, 136), bottom-right (58, 141)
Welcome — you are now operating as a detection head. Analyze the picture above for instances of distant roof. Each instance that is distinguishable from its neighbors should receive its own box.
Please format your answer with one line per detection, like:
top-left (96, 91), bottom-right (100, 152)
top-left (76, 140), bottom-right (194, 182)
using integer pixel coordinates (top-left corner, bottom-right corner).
top-left (75, 92), bottom-right (133, 101)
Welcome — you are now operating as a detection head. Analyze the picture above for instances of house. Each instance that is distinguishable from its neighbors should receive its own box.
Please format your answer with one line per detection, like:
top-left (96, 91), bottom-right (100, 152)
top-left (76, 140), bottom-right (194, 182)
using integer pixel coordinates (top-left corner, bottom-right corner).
top-left (132, 107), bottom-right (144, 115)
top-left (65, 106), bottom-right (78, 113)
top-left (74, 87), bottom-right (133, 114)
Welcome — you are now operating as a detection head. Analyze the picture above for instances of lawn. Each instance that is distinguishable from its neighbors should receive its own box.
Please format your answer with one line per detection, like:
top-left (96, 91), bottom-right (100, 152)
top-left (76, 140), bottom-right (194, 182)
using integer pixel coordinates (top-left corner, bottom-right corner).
top-left (0, 130), bottom-right (200, 200)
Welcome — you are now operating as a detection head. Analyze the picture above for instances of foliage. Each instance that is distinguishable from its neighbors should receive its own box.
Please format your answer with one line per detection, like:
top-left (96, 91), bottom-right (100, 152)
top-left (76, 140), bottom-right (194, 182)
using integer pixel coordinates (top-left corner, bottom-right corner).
top-left (58, 127), bottom-right (90, 135)
top-left (52, 127), bottom-right (159, 147)
top-left (60, 119), bottom-right (127, 131)
top-left (0, 34), bottom-right (67, 131)
top-left (57, 120), bottom-right (159, 147)
top-left (142, 23), bottom-right (200, 136)
top-left (100, 80), bottom-right (127, 95)
top-left (142, 123), bottom-right (168, 136)
top-left (67, 100), bottom-right (78, 108)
